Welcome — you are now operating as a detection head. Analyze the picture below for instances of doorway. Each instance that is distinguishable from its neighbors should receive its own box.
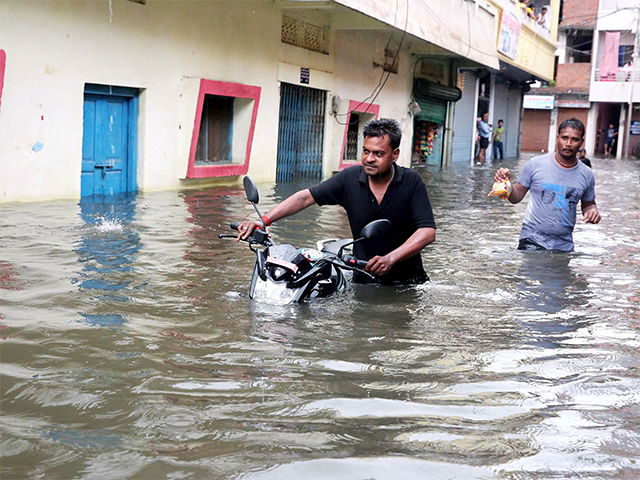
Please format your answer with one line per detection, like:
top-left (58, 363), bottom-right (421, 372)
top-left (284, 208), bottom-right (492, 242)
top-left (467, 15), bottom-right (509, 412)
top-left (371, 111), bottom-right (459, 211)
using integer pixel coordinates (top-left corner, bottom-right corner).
top-left (276, 83), bottom-right (326, 182)
top-left (81, 84), bottom-right (139, 197)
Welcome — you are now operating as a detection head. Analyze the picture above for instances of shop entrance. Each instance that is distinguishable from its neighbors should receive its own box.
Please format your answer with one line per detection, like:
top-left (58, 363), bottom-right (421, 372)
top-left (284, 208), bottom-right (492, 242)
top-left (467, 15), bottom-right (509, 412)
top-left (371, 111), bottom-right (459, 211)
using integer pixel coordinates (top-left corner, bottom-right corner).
top-left (412, 119), bottom-right (443, 166)
top-left (412, 79), bottom-right (461, 167)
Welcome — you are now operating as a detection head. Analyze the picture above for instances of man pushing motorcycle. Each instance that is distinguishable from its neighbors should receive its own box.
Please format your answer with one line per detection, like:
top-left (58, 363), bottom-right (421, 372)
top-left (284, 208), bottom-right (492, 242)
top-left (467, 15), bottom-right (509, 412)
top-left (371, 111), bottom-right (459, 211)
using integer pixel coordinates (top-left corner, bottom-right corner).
top-left (236, 118), bottom-right (436, 285)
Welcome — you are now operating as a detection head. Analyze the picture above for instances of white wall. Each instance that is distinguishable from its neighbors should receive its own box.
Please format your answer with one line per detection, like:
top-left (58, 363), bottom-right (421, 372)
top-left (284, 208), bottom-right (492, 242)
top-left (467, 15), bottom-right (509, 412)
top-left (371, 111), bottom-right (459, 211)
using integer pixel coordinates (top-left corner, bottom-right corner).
top-left (0, 1), bottom-right (286, 202)
top-left (334, 0), bottom-right (499, 70)
top-left (0, 0), bottom-right (495, 203)
top-left (331, 29), bottom-right (415, 172)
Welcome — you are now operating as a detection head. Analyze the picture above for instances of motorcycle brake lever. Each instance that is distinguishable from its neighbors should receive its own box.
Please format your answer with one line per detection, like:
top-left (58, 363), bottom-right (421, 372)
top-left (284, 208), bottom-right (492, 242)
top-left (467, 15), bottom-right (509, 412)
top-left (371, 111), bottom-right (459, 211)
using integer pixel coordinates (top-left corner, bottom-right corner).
top-left (326, 257), bottom-right (376, 279)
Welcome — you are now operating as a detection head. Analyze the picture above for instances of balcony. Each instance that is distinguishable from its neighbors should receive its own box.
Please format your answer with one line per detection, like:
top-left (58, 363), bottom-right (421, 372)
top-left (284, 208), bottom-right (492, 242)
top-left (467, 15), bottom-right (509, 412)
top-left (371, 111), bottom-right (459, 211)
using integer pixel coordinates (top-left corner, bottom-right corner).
top-left (590, 29), bottom-right (638, 102)
top-left (591, 68), bottom-right (640, 102)
top-left (594, 68), bottom-right (639, 83)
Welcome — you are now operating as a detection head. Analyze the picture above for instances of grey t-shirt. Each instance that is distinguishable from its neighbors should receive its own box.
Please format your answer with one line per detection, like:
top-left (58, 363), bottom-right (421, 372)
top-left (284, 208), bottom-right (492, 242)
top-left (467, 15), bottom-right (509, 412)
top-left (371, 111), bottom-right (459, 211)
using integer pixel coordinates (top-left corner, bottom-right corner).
top-left (516, 153), bottom-right (596, 251)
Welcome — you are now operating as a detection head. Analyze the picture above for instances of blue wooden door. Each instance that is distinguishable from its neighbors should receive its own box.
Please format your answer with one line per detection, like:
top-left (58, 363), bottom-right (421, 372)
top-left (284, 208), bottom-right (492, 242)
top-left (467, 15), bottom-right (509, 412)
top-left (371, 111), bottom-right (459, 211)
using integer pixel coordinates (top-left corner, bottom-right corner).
top-left (82, 92), bottom-right (135, 197)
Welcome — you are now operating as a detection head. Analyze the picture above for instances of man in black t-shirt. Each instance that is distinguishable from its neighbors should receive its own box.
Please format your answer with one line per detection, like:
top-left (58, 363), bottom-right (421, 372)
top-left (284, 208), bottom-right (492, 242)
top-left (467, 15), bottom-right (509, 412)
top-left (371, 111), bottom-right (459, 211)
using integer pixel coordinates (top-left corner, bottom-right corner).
top-left (577, 149), bottom-right (592, 168)
top-left (237, 119), bottom-right (436, 284)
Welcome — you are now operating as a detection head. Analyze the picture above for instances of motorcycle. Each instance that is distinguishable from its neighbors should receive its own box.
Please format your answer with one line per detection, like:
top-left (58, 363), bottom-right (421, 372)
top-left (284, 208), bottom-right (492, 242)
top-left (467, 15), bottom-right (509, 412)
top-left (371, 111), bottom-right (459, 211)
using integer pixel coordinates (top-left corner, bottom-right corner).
top-left (219, 176), bottom-right (391, 303)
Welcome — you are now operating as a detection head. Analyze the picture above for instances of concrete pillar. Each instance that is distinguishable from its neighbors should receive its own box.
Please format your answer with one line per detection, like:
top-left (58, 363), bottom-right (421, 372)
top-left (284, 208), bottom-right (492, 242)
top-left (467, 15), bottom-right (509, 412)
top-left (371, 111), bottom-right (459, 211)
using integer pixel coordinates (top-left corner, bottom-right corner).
top-left (585, 102), bottom-right (598, 155)
top-left (471, 76), bottom-right (480, 163)
top-left (547, 106), bottom-right (558, 152)
top-left (487, 75), bottom-right (496, 163)
top-left (617, 105), bottom-right (626, 160)
top-left (442, 100), bottom-right (455, 168)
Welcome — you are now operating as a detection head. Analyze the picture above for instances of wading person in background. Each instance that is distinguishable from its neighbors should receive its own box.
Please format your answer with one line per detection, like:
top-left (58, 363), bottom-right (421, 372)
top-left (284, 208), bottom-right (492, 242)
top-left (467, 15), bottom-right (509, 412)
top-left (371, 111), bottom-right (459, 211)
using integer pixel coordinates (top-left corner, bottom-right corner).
top-left (493, 118), bottom-right (601, 251)
top-left (237, 118), bottom-right (436, 285)
top-left (577, 148), bottom-right (592, 168)
top-left (476, 112), bottom-right (492, 165)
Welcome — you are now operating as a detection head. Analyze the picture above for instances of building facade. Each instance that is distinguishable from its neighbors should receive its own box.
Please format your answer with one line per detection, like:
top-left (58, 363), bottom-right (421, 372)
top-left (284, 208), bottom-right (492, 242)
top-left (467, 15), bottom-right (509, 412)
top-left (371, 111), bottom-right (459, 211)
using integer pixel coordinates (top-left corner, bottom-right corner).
top-left (450, 0), bottom-right (560, 164)
top-left (522, 0), bottom-right (598, 154)
top-left (589, 0), bottom-right (640, 158)
top-left (521, 0), bottom-right (640, 159)
top-left (0, 0), bottom-right (501, 203)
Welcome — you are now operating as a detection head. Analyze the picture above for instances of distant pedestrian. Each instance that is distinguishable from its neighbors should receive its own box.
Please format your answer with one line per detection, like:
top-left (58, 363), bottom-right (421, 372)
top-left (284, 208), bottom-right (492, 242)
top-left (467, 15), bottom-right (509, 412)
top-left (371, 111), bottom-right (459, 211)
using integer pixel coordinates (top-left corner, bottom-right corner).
top-left (604, 124), bottom-right (618, 156)
top-left (476, 112), bottom-right (492, 165)
top-left (577, 148), bottom-right (591, 168)
top-left (492, 119), bottom-right (504, 160)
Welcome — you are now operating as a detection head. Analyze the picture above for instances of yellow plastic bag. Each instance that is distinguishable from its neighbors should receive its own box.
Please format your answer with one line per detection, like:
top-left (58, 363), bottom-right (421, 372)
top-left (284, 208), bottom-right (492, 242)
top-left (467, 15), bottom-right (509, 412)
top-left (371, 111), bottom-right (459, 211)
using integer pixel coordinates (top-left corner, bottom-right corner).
top-left (487, 179), bottom-right (512, 200)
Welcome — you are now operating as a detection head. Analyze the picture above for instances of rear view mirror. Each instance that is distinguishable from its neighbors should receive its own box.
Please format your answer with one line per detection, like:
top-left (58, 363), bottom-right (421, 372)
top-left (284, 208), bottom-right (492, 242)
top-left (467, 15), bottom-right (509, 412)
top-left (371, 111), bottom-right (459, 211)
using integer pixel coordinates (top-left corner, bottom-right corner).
top-left (243, 176), bottom-right (259, 204)
top-left (360, 219), bottom-right (392, 239)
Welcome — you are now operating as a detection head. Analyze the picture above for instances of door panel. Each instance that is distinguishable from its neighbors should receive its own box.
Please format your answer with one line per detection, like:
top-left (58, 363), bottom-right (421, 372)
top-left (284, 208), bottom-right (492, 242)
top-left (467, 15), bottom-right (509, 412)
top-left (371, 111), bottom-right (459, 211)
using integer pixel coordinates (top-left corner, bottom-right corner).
top-left (82, 94), bottom-right (130, 197)
top-left (276, 83), bottom-right (326, 182)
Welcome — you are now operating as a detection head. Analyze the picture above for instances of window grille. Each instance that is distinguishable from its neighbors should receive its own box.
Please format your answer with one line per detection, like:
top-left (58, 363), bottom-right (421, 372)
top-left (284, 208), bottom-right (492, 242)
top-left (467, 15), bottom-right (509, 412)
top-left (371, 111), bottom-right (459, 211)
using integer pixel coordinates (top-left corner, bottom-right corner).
top-left (281, 15), bottom-right (326, 53)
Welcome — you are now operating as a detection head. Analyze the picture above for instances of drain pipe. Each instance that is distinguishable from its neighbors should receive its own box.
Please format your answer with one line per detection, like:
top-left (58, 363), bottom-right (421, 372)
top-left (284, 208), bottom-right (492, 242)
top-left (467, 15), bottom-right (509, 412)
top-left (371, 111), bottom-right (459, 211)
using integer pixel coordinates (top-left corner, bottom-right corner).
top-left (624, 8), bottom-right (640, 158)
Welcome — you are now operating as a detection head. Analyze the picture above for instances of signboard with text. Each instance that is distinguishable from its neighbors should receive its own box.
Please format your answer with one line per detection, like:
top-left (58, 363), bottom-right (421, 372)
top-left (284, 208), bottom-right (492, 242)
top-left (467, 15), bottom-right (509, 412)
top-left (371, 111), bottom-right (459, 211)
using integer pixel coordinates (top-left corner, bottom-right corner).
top-left (497, 10), bottom-right (521, 60)
top-left (523, 95), bottom-right (554, 110)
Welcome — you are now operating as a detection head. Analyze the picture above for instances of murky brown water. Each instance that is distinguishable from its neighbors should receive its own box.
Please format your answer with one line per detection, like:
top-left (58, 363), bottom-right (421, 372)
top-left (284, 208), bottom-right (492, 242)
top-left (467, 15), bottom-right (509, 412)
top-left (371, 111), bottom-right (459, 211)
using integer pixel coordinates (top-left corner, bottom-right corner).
top-left (1, 155), bottom-right (640, 479)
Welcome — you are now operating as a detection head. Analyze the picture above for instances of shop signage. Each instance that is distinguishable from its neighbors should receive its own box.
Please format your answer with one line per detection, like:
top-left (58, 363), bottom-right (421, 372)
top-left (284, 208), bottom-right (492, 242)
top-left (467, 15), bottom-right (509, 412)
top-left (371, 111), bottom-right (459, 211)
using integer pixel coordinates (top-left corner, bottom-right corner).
top-left (556, 100), bottom-right (590, 108)
top-left (497, 10), bottom-right (521, 60)
top-left (523, 95), bottom-right (554, 110)
top-left (631, 121), bottom-right (640, 135)
top-left (300, 67), bottom-right (310, 85)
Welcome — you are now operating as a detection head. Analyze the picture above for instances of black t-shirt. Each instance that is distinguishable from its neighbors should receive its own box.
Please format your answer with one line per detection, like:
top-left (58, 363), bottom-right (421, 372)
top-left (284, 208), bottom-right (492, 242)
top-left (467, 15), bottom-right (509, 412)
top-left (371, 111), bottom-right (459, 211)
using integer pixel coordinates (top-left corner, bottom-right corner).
top-left (309, 164), bottom-right (436, 284)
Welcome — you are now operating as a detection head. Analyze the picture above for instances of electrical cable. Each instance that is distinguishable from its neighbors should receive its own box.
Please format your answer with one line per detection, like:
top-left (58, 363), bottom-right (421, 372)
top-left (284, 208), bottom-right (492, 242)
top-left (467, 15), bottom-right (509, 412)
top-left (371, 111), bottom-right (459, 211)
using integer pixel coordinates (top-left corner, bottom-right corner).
top-left (334, 0), bottom-right (409, 126)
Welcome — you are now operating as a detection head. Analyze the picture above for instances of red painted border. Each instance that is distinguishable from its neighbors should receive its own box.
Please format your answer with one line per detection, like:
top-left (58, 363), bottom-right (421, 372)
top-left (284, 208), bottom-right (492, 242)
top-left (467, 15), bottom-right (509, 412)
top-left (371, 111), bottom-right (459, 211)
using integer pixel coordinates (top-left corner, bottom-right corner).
top-left (338, 100), bottom-right (380, 170)
top-left (0, 50), bottom-right (6, 114)
top-left (186, 79), bottom-right (261, 178)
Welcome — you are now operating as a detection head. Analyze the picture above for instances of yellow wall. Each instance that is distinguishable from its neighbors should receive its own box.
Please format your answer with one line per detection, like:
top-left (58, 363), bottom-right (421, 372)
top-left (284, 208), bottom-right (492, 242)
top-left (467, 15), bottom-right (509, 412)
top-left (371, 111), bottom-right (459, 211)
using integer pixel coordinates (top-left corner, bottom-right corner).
top-left (490, 0), bottom-right (560, 81)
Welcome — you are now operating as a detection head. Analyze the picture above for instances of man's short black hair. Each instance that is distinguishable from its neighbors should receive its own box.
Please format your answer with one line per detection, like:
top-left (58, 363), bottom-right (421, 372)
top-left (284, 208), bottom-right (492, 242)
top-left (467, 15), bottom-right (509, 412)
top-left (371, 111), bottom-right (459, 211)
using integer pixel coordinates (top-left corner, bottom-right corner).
top-left (363, 118), bottom-right (402, 150)
top-left (558, 118), bottom-right (585, 137)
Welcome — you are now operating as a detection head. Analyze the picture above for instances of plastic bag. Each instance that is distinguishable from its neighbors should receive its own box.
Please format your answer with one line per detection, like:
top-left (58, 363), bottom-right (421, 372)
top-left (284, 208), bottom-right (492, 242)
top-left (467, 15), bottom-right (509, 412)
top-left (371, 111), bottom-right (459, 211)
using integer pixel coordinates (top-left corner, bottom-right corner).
top-left (487, 179), bottom-right (512, 201)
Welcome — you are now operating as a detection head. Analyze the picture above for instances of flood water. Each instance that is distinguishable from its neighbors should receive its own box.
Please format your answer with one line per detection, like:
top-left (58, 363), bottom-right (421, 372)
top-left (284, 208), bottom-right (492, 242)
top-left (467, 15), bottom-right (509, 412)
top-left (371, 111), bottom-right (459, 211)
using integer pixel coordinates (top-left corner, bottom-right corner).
top-left (1, 154), bottom-right (640, 479)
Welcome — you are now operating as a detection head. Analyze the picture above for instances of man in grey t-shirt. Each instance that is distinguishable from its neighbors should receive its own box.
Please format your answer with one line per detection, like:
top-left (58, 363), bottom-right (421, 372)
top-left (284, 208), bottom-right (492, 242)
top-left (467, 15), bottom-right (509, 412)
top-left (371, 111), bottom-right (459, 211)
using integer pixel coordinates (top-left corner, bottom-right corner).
top-left (494, 118), bottom-right (601, 251)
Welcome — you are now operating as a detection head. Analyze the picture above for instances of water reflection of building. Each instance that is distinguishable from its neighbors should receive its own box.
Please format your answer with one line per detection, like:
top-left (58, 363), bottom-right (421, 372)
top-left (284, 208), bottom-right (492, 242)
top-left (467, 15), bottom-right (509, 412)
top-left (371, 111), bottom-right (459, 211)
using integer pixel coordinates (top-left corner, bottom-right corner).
top-left (75, 195), bottom-right (141, 327)
top-left (182, 187), bottom-right (246, 268)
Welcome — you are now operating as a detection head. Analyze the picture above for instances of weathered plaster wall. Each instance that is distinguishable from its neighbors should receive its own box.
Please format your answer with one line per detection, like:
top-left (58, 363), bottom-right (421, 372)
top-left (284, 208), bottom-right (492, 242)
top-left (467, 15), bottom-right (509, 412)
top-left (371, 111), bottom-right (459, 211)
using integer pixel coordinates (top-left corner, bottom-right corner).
top-left (0, 1), bottom-right (285, 201)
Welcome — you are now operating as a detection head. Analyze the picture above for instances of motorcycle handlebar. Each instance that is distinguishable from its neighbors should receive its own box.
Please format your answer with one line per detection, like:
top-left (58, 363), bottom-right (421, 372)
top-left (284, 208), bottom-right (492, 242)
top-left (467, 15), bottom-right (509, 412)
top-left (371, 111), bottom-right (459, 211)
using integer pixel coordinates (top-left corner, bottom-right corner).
top-left (341, 254), bottom-right (368, 270)
top-left (220, 222), bottom-right (272, 247)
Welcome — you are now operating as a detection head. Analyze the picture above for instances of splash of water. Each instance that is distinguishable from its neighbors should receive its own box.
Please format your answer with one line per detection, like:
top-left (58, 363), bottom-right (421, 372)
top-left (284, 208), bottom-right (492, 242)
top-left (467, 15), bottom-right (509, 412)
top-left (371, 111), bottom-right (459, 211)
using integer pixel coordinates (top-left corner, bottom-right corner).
top-left (96, 216), bottom-right (122, 232)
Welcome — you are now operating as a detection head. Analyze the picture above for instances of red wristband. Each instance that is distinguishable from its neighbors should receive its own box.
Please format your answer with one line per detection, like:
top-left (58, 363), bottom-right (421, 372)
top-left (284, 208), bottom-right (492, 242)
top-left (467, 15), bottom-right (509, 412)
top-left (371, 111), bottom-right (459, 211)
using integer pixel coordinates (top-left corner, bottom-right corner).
top-left (262, 215), bottom-right (271, 226)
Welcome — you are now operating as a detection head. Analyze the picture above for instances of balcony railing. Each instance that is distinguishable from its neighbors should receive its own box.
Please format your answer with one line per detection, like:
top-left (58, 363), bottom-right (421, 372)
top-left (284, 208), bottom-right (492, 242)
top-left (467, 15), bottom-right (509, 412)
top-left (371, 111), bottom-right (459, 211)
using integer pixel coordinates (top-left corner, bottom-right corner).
top-left (594, 68), bottom-right (640, 82)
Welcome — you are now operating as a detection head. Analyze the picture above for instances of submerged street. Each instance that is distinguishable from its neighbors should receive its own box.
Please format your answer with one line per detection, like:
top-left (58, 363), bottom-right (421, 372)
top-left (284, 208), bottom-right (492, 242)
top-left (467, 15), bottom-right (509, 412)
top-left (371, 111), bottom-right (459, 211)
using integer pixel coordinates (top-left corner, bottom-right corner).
top-left (1, 154), bottom-right (639, 479)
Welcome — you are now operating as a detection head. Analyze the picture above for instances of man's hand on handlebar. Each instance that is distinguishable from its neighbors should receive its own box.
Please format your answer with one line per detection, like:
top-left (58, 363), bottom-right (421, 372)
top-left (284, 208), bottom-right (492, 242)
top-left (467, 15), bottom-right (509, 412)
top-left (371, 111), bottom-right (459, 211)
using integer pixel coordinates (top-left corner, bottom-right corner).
top-left (236, 220), bottom-right (265, 241)
top-left (365, 254), bottom-right (395, 277)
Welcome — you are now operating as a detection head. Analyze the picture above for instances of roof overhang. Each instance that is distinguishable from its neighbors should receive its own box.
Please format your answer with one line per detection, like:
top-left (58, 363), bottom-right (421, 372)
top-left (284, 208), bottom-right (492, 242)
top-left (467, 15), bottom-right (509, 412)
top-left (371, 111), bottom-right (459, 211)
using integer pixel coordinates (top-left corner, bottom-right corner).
top-left (278, 0), bottom-right (500, 70)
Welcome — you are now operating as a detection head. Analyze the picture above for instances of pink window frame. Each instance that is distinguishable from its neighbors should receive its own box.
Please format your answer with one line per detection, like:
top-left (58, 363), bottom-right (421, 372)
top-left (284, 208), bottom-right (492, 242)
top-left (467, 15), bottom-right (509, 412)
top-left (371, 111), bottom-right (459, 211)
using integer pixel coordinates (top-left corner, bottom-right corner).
top-left (338, 100), bottom-right (380, 170)
top-left (186, 79), bottom-right (261, 178)
top-left (0, 50), bottom-right (6, 114)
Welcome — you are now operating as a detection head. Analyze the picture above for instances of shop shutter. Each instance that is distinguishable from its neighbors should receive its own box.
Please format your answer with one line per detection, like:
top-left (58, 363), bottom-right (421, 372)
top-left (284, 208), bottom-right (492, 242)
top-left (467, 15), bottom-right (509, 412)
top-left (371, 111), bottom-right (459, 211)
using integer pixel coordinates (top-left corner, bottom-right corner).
top-left (451, 71), bottom-right (477, 164)
top-left (414, 95), bottom-right (447, 124)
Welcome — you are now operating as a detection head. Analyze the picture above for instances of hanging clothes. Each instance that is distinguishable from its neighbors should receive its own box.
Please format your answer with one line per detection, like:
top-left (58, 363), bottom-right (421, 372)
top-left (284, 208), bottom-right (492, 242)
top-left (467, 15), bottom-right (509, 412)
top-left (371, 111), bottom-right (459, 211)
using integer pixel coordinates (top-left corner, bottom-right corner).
top-left (600, 32), bottom-right (620, 81)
